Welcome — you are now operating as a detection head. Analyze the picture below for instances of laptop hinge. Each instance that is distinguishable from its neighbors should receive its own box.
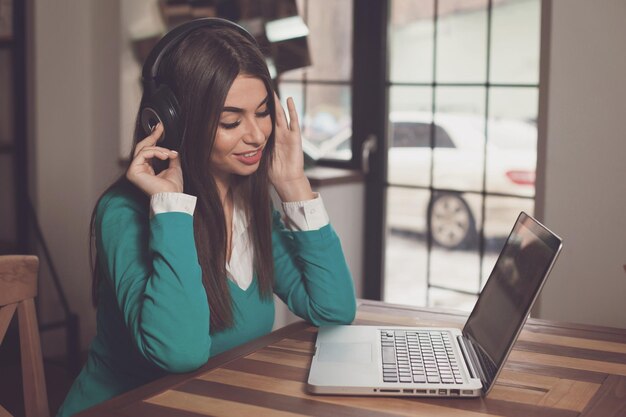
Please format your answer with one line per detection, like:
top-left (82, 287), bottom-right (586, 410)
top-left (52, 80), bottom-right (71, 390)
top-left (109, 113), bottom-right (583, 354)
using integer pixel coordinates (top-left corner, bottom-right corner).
top-left (458, 336), bottom-right (486, 385)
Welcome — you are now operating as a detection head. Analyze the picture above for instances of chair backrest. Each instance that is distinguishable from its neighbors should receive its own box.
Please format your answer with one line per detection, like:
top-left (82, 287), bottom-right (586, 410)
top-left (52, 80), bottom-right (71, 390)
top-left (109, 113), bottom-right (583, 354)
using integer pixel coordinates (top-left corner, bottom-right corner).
top-left (0, 255), bottom-right (50, 417)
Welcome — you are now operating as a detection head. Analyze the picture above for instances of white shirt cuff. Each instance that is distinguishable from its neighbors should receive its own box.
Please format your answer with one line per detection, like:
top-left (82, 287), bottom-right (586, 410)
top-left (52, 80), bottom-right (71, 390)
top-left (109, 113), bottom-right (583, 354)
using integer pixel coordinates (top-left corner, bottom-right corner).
top-left (282, 192), bottom-right (330, 231)
top-left (150, 192), bottom-right (197, 218)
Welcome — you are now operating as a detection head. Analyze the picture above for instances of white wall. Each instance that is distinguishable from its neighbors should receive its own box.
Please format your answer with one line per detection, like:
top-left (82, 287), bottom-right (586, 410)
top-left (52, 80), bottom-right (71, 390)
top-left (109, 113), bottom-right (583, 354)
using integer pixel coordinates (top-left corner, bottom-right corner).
top-left (314, 182), bottom-right (365, 299)
top-left (33, 0), bottom-right (120, 355)
top-left (535, 0), bottom-right (626, 328)
top-left (119, 0), bottom-right (165, 158)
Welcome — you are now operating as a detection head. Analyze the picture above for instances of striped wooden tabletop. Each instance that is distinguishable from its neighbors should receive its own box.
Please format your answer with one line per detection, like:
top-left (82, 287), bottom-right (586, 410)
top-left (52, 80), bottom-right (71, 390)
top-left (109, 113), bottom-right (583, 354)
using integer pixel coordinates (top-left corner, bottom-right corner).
top-left (77, 300), bottom-right (626, 417)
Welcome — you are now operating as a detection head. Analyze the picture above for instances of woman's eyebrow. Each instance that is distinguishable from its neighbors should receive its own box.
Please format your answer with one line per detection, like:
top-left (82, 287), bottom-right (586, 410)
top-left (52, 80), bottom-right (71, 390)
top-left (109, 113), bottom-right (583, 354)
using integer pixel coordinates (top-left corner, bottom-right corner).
top-left (222, 96), bottom-right (269, 113)
top-left (222, 106), bottom-right (243, 113)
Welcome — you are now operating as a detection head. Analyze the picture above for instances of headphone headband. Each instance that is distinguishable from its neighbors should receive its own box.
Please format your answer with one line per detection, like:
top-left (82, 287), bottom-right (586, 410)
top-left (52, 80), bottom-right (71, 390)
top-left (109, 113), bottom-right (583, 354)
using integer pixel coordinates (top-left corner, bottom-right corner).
top-left (142, 17), bottom-right (257, 85)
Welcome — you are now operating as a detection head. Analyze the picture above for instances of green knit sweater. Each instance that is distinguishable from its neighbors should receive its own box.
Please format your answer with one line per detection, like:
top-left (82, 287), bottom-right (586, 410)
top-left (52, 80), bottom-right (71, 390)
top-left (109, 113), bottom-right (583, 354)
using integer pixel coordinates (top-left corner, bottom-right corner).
top-left (57, 183), bottom-right (356, 417)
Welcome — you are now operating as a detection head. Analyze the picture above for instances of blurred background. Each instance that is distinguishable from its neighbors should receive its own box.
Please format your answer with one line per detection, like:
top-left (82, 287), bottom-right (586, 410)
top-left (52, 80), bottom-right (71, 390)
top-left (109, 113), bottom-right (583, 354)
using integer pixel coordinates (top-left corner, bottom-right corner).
top-left (1, 1), bottom-right (625, 415)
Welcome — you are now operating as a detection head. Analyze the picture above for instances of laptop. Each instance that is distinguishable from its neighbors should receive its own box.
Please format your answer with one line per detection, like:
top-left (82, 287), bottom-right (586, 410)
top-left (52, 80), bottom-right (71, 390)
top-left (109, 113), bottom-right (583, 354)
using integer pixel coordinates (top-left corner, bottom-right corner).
top-left (307, 211), bottom-right (562, 397)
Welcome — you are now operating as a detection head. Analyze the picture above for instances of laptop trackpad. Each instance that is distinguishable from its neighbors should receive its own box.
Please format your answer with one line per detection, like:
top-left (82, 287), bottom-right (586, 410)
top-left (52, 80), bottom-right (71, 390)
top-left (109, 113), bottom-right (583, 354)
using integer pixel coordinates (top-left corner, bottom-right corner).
top-left (318, 342), bottom-right (373, 364)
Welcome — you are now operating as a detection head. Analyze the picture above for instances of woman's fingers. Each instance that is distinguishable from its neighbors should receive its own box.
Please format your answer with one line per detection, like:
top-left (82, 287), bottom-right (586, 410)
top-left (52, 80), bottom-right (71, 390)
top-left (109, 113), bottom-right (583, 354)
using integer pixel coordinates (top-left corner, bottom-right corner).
top-left (133, 146), bottom-right (175, 162)
top-left (168, 149), bottom-right (181, 169)
top-left (286, 97), bottom-right (300, 134)
top-left (126, 125), bottom-right (183, 195)
top-left (134, 123), bottom-right (164, 157)
top-left (274, 92), bottom-right (291, 128)
top-left (274, 93), bottom-right (302, 135)
top-left (127, 149), bottom-right (167, 181)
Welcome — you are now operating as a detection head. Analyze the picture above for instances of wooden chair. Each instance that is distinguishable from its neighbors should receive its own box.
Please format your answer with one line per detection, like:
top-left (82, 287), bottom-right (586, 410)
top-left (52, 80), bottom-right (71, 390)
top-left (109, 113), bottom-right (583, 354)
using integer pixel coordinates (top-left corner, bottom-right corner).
top-left (0, 256), bottom-right (50, 417)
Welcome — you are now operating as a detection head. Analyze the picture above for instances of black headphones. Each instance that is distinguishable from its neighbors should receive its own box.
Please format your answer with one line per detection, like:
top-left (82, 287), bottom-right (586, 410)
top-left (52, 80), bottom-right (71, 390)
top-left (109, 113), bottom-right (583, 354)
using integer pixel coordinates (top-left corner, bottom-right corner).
top-left (140, 18), bottom-right (258, 150)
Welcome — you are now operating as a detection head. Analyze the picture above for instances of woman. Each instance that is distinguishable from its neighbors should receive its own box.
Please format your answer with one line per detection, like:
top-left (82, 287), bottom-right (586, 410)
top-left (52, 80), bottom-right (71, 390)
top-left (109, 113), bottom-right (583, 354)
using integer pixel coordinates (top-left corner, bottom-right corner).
top-left (57, 19), bottom-right (356, 417)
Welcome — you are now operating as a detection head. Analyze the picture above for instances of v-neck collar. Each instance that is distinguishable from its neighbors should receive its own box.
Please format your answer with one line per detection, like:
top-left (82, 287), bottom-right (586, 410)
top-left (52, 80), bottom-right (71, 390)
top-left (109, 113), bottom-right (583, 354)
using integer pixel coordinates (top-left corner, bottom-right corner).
top-left (227, 274), bottom-right (258, 296)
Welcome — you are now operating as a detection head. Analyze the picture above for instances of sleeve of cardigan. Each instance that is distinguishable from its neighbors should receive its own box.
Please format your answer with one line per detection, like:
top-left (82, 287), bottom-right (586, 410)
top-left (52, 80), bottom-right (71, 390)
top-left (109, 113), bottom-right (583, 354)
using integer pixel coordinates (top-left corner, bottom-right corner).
top-left (95, 190), bottom-right (211, 373)
top-left (271, 210), bottom-right (357, 326)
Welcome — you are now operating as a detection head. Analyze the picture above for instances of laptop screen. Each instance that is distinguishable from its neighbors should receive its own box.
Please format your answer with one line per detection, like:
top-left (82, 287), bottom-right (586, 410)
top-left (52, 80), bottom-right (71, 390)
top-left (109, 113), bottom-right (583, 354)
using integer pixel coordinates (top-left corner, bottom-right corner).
top-left (462, 212), bottom-right (562, 392)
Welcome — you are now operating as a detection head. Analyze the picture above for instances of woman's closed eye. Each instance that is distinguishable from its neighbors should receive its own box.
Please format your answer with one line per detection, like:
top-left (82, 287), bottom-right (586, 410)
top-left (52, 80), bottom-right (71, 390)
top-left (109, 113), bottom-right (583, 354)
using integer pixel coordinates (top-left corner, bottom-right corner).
top-left (255, 107), bottom-right (270, 118)
top-left (220, 109), bottom-right (270, 130)
top-left (220, 120), bottom-right (241, 129)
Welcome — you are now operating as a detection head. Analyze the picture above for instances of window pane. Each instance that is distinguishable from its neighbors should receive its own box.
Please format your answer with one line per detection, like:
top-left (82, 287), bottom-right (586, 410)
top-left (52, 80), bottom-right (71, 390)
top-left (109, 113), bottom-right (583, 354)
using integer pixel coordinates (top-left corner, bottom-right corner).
top-left (280, 68), bottom-right (306, 81)
top-left (481, 196), bottom-right (535, 285)
top-left (387, 186), bottom-right (430, 242)
top-left (489, 86), bottom-right (538, 120)
top-left (429, 191), bottom-right (483, 255)
top-left (433, 86), bottom-right (486, 192)
top-left (384, 187), bottom-right (430, 306)
top-left (388, 86), bottom-right (432, 187)
top-left (435, 86), bottom-right (485, 118)
top-left (490, 0), bottom-right (541, 84)
top-left (305, 0), bottom-right (352, 81)
top-left (436, 0), bottom-right (488, 83)
top-left (389, 85), bottom-right (432, 113)
top-left (429, 191), bottom-right (483, 299)
top-left (389, 0), bottom-right (434, 83)
top-left (429, 288), bottom-right (477, 311)
top-left (486, 87), bottom-right (538, 196)
top-left (302, 84), bottom-right (351, 159)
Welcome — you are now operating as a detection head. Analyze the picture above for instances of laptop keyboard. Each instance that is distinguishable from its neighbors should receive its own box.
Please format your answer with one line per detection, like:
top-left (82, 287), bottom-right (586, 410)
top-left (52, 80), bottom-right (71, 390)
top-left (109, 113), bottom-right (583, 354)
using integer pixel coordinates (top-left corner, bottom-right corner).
top-left (381, 330), bottom-right (463, 384)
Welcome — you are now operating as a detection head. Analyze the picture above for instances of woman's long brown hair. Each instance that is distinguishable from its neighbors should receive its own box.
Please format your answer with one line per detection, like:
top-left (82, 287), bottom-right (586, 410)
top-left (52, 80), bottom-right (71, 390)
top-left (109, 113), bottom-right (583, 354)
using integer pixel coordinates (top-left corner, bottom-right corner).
top-left (90, 26), bottom-right (276, 333)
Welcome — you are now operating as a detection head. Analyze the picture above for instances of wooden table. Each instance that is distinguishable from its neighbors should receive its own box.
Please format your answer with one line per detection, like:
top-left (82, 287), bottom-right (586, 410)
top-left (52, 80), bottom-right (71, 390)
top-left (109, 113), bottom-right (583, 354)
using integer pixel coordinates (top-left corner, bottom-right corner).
top-left (77, 300), bottom-right (626, 417)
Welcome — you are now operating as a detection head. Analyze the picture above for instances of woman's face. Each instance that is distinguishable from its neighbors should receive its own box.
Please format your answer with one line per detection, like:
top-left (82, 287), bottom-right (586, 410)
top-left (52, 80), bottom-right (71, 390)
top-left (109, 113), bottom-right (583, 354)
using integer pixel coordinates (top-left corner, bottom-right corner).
top-left (210, 74), bottom-right (272, 186)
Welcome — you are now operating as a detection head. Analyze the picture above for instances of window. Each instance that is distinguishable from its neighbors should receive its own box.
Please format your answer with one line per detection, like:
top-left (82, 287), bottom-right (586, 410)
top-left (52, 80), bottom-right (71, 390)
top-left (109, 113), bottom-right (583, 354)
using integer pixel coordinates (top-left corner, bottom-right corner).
top-left (277, 0), bottom-right (353, 165)
top-left (383, 0), bottom-right (541, 310)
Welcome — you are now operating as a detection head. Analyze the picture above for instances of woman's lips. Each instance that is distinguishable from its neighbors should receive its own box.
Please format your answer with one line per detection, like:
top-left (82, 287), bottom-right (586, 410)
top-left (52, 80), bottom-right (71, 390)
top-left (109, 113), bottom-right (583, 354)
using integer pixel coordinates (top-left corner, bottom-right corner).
top-left (234, 149), bottom-right (263, 165)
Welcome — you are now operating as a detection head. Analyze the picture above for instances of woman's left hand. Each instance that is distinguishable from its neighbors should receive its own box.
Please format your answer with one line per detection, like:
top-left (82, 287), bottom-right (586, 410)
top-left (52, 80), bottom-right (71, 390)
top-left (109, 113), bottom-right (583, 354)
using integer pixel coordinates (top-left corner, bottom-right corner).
top-left (270, 94), bottom-right (314, 202)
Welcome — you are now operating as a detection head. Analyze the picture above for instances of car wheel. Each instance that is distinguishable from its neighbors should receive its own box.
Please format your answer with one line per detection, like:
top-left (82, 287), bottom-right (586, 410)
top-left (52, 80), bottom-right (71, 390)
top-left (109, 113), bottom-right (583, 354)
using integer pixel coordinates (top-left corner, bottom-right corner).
top-left (428, 193), bottom-right (476, 250)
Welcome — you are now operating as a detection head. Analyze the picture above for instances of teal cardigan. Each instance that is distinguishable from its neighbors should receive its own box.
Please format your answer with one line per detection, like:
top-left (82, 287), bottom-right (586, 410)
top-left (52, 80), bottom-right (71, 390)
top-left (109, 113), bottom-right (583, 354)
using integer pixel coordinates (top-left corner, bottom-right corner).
top-left (57, 183), bottom-right (356, 417)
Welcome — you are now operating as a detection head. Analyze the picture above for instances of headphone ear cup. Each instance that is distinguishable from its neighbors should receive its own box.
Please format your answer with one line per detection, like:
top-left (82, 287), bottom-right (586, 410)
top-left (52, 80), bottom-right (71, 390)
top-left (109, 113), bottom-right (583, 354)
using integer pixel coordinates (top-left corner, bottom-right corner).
top-left (140, 85), bottom-right (183, 150)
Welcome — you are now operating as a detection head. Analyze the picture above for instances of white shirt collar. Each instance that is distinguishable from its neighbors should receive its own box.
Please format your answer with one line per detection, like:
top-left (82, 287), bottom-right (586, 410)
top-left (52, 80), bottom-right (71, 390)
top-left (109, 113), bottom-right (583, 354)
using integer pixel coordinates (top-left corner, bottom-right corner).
top-left (226, 190), bottom-right (254, 291)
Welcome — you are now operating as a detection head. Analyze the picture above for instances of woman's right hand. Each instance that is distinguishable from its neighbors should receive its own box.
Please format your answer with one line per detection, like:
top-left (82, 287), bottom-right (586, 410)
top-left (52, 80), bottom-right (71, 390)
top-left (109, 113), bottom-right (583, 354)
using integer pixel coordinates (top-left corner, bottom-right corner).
top-left (126, 123), bottom-right (183, 196)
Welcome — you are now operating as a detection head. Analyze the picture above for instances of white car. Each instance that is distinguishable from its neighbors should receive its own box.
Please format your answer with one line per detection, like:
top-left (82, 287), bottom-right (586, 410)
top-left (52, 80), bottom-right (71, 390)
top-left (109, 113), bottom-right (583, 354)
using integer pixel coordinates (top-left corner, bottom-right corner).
top-left (312, 112), bottom-right (537, 249)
